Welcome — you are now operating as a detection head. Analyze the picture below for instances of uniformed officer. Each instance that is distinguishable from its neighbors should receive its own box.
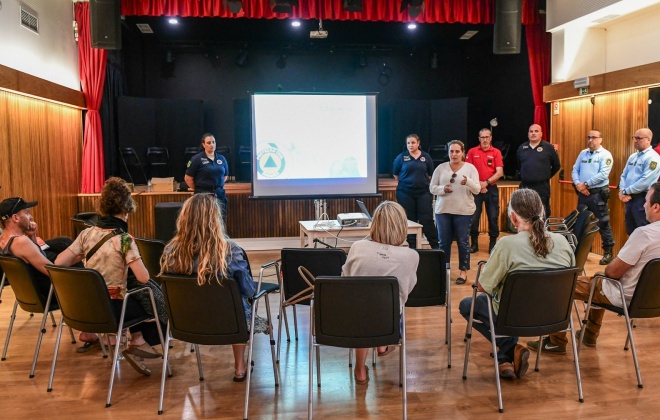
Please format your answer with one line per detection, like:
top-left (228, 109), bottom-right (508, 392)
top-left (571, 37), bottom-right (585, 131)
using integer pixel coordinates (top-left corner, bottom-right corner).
top-left (619, 128), bottom-right (660, 234)
top-left (571, 130), bottom-right (615, 264)
top-left (185, 133), bottom-right (230, 220)
top-left (466, 128), bottom-right (504, 254)
top-left (516, 124), bottom-right (561, 219)
top-left (393, 134), bottom-right (439, 249)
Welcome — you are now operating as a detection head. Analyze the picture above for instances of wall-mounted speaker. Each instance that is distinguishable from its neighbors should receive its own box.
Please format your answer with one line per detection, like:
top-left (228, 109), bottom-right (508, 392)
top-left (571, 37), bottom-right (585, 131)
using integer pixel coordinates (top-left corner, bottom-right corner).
top-left (493, 0), bottom-right (522, 55)
top-left (90, 0), bottom-right (121, 50)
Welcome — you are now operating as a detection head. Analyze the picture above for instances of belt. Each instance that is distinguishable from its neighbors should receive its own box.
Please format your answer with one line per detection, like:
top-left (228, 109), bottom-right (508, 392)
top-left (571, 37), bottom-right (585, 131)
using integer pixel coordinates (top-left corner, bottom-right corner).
top-left (629, 192), bottom-right (647, 199)
top-left (588, 187), bottom-right (608, 193)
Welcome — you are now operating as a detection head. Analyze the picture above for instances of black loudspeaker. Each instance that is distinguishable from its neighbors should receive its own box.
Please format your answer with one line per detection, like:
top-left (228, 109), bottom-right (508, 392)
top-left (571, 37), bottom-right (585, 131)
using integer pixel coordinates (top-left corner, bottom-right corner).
top-left (493, 0), bottom-right (522, 55)
top-left (154, 202), bottom-right (183, 242)
top-left (90, 0), bottom-right (121, 50)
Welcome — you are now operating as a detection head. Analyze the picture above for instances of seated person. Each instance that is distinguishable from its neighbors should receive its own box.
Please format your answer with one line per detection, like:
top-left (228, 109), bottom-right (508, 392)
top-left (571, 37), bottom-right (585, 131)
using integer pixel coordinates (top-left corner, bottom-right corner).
top-left (342, 200), bottom-right (419, 384)
top-left (0, 197), bottom-right (73, 297)
top-left (529, 181), bottom-right (660, 352)
top-left (159, 193), bottom-right (267, 383)
top-left (458, 189), bottom-right (575, 379)
top-left (55, 178), bottom-right (163, 376)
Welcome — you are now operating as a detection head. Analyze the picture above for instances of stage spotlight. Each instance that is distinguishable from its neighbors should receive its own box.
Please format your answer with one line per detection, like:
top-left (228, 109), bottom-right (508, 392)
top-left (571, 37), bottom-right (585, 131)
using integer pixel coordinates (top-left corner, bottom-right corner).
top-left (400, 0), bottom-right (424, 18)
top-left (236, 50), bottom-right (248, 67)
top-left (343, 0), bottom-right (363, 12)
top-left (270, 0), bottom-right (299, 14)
top-left (407, 23), bottom-right (417, 30)
top-left (168, 18), bottom-right (178, 25)
top-left (225, 0), bottom-right (243, 14)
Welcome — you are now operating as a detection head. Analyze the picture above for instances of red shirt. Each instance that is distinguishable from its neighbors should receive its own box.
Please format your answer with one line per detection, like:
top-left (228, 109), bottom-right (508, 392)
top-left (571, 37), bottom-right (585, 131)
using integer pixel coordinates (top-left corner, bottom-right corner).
top-left (466, 145), bottom-right (504, 181)
top-left (655, 144), bottom-right (660, 155)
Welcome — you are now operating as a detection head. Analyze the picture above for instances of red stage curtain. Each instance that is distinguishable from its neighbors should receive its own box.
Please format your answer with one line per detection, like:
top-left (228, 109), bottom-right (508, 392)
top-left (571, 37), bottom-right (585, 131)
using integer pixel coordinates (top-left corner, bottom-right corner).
top-left (525, 14), bottom-right (551, 139)
top-left (76, 2), bottom-right (107, 193)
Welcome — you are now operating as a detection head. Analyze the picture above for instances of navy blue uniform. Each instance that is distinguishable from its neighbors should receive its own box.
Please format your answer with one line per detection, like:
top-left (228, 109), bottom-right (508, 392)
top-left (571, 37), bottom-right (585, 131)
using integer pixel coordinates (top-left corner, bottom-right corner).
top-left (393, 150), bottom-right (439, 249)
top-left (517, 140), bottom-right (561, 218)
top-left (186, 152), bottom-right (229, 216)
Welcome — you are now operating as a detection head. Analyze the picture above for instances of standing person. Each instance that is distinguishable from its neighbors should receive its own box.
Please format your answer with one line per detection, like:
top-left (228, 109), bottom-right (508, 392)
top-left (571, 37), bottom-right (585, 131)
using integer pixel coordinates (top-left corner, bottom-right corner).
top-left (185, 133), bottom-right (230, 220)
top-left (342, 201), bottom-right (419, 384)
top-left (466, 128), bottom-right (504, 254)
top-left (571, 130), bottom-right (616, 264)
top-left (55, 178), bottom-right (164, 376)
top-left (392, 134), bottom-right (439, 249)
top-left (459, 189), bottom-right (575, 378)
top-left (160, 194), bottom-right (268, 382)
top-left (517, 124), bottom-right (561, 219)
top-left (619, 128), bottom-right (660, 234)
top-left (430, 140), bottom-right (481, 284)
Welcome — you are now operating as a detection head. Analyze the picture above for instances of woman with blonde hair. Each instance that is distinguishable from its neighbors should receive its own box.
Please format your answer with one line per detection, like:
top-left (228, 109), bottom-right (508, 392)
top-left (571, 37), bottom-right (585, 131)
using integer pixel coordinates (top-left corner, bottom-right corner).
top-left (160, 193), bottom-right (266, 382)
top-left (342, 200), bottom-right (419, 384)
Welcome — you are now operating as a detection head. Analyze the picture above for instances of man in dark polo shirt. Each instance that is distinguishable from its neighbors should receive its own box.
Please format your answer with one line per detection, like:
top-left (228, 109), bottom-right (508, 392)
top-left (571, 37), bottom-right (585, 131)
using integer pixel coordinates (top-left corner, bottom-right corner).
top-left (466, 128), bottom-right (504, 253)
top-left (516, 124), bottom-right (561, 219)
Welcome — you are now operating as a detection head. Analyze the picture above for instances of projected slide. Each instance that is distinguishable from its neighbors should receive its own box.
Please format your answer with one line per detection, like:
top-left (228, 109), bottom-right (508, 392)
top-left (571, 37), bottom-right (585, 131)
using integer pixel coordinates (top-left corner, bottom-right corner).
top-left (250, 93), bottom-right (378, 199)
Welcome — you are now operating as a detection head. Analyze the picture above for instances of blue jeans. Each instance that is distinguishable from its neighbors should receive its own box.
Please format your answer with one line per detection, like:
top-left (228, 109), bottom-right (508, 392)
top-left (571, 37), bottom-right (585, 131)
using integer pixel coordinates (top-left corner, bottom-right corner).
top-left (459, 294), bottom-right (518, 363)
top-left (435, 213), bottom-right (471, 271)
top-left (470, 185), bottom-right (500, 239)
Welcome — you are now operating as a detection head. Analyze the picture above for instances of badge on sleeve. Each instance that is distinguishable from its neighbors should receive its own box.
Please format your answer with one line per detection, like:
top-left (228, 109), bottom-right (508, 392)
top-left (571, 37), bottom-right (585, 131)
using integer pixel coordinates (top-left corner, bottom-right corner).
top-left (187, 161), bottom-right (191, 168)
top-left (217, 160), bottom-right (222, 164)
top-left (652, 161), bottom-right (658, 170)
top-left (606, 158), bottom-right (612, 165)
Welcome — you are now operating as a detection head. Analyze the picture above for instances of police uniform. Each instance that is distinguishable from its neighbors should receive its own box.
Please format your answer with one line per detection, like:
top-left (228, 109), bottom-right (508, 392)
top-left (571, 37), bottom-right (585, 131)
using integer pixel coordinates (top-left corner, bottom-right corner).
top-left (571, 146), bottom-right (615, 250)
top-left (466, 145), bottom-right (503, 244)
top-left (186, 152), bottom-right (230, 217)
top-left (517, 140), bottom-right (561, 219)
top-left (619, 147), bottom-right (660, 233)
top-left (393, 150), bottom-right (439, 249)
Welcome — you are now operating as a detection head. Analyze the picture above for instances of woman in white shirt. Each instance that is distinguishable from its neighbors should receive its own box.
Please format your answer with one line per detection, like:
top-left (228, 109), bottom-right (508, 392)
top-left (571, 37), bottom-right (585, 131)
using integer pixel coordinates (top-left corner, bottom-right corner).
top-left (430, 140), bottom-right (481, 284)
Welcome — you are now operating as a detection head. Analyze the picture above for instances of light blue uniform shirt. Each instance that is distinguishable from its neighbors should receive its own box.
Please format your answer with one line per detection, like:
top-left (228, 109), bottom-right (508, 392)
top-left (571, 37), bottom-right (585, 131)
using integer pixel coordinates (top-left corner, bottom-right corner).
top-left (619, 147), bottom-right (660, 195)
top-left (571, 147), bottom-right (613, 188)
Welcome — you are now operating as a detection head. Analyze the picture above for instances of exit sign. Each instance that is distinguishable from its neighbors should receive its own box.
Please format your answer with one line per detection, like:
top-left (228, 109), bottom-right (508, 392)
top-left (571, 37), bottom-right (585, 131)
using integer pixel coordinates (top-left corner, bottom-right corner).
top-left (579, 87), bottom-right (588, 95)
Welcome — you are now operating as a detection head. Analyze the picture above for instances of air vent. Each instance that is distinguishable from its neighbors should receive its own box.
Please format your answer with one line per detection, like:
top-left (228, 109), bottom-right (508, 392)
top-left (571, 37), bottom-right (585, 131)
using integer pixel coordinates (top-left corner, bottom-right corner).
top-left (136, 23), bottom-right (154, 34)
top-left (592, 14), bottom-right (621, 24)
top-left (20, 5), bottom-right (38, 34)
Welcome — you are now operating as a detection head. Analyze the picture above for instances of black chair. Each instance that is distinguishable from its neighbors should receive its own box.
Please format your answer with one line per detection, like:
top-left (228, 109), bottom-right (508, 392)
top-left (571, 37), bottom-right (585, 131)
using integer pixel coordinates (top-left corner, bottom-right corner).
top-left (135, 237), bottom-right (167, 282)
top-left (406, 249), bottom-right (451, 367)
top-left (119, 147), bottom-right (148, 185)
top-left (581, 258), bottom-right (660, 388)
top-left (184, 146), bottom-right (200, 163)
top-left (462, 266), bottom-right (583, 413)
top-left (270, 248), bottom-right (346, 363)
top-left (147, 146), bottom-right (170, 179)
top-left (156, 274), bottom-right (280, 418)
top-left (71, 212), bottom-right (98, 237)
top-left (428, 144), bottom-right (449, 168)
top-left (0, 255), bottom-right (75, 378)
top-left (546, 205), bottom-right (590, 232)
top-left (45, 264), bottom-right (166, 408)
top-left (309, 276), bottom-right (406, 419)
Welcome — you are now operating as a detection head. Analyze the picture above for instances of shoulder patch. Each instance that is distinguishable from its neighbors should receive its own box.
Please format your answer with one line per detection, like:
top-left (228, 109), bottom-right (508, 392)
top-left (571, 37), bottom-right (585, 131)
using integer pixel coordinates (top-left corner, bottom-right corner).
top-left (187, 161), bottom-right (191, 168)
top-left (651, 161), bottom-right (658, 171)
top-left (606, 158), bottom-right (612, 165)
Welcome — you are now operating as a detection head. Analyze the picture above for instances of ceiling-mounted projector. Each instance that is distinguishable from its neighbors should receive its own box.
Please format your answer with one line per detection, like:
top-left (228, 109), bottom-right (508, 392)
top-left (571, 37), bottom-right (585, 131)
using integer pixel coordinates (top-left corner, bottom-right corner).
top-left (310, 30), bottom-right (328, 39)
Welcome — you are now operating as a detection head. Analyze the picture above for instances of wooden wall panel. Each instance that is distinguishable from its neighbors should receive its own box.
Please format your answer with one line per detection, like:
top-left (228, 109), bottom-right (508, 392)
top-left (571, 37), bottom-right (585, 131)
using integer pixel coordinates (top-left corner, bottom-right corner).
top-left (0, 90), bottom-right (82, 240)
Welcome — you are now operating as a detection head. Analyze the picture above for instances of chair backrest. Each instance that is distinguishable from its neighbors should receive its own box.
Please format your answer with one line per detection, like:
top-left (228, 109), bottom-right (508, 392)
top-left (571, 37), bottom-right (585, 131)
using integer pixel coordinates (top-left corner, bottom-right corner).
top-left (495, 267), bottom-right (580, 337)
top-left (147, 146), bottom-right (169, 162)
top-left (627, 258), bottom-right (660, 319)
top-left (406, 249), bottom-right (447, 307)
top-left (135, 237), bottom-right (166, 281)
top-left (0, 255), bottom-right (49, 313)
top-left (574, 226), bottom-right (599, 272)
top-left (184, 147), bottom-right (199, 163)
top-left (280, 248), bottom-right (347, 305)
top-left (571, 210), bottom-right (595, 239)
top-left (45, 265), bottom-right (120, 334)
top-left (71, 213), bottom-right (98, 237)
top-left (575, 216), bottom-right (598, 245)
top-left (120, 147), bottom-right (141, 164)
top-left (314, 276), bottom-right (400, 348)
top-left (159, 274), bottom-right (249, 345)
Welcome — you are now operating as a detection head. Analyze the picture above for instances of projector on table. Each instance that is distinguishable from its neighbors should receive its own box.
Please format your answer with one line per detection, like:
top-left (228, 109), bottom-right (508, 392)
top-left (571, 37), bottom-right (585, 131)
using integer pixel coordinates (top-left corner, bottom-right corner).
top-left (337, 213), bottom-right (370, 227)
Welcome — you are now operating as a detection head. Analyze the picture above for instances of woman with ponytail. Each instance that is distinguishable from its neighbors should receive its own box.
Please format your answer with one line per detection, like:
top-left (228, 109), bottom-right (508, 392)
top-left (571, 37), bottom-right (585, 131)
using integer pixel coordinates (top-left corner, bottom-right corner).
top-left (458, 188), bottom-right (575, 380)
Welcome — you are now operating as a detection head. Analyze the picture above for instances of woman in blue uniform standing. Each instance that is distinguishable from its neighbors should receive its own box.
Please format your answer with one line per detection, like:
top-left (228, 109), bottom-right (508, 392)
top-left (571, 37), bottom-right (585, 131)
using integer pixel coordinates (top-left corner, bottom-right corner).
top-left (392, 134), bottom-right (439, 249)
top-left (185, 133), bottom-right (230, 219)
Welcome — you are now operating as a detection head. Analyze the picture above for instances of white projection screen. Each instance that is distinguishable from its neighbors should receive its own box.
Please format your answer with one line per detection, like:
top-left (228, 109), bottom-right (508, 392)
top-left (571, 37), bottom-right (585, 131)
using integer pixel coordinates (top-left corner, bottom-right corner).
top-left (250, 92), bottom-right (379, 199)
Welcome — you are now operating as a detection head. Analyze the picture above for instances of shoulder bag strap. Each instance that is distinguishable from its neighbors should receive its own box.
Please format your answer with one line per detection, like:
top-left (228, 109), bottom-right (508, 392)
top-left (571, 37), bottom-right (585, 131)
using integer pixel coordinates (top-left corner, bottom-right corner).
top-left (86, 228), bottom-right (122, 261)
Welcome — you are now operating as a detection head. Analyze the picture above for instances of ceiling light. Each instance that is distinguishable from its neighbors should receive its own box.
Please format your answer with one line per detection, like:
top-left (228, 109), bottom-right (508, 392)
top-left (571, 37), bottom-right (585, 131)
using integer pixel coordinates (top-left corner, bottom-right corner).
top-left (168, 18), bottom-right (178, 25)
top-left (407, 23), bottom-right (417, 30)
top-left (291, 20), bottom-right (301, 27)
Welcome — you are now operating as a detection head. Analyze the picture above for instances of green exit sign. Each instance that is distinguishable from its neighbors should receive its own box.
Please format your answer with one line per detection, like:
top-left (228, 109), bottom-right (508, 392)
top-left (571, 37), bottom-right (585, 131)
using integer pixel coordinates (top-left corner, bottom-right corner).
top-left (579, 87), bottom-right (588, 95)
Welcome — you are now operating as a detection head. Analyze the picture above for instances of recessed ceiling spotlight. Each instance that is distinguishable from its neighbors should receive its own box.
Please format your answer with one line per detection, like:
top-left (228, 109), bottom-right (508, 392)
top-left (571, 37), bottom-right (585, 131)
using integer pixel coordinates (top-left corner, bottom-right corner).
top-left (168, 18), bottom-right (178, 25)
top-left (291, 20), bottom-right (301, 27)
top-left (407, 23), bottom-right (417, 30)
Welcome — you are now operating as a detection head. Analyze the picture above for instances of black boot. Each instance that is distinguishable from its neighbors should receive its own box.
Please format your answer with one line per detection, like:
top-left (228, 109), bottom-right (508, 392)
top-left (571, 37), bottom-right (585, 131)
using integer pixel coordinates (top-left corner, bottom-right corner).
top-left (470, 236), bottom-right (479, 253)
top-left (489, 238), bottom-right (497, 254)
top-left (600, 248), bottom-right (613, 265)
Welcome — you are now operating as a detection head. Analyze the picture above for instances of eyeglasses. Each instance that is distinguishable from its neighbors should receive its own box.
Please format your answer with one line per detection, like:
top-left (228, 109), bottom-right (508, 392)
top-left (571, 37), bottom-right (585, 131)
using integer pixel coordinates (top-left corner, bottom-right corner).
top-left (450, 173), bottom-right (457, 183)
top-left (586, 136), bottom-right (601, 140)
top-left (1, 197), bottom-right (23, 220)
top-left (479, 136), bottom-right (491, 139)
top-left (633, 136), bottom-right (649, 141)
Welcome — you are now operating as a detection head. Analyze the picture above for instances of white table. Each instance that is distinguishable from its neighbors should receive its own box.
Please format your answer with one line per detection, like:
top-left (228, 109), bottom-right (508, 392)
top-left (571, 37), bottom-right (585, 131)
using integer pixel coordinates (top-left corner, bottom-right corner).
top-left (299, 220), bottom-right (423, 248)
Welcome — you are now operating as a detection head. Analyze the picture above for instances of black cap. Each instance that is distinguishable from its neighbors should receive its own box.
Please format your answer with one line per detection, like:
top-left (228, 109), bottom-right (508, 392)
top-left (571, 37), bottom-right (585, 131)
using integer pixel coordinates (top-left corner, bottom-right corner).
top-left (0, 197), bottom-right (38, 221)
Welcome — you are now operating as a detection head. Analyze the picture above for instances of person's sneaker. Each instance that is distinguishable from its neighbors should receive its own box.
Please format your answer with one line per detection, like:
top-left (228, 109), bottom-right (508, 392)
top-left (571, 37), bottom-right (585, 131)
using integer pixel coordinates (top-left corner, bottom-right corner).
top-left (599, 251), bottom-right (613, 265)
top-left (498, 362), bottom-right (515, 379)
top-left (575, 329), bottom-right (597, 347)
top-left (513, 344), bottom-right (530, 379)
top-left (526, 337), bottom-right (566, 355)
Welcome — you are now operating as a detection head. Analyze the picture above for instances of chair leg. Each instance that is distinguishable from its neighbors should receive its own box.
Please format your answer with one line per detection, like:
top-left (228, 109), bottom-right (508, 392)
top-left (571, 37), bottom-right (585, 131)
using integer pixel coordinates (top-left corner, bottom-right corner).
top-left (194, 344), bottom-right (204, 380)
top-left (49, 311), bottom-right (57, 327)
top-left (293, 304), bottom-right (299, 341)
top-left (1, 301), bottom-right (18, 361)
top-left (147, 289), bottom-right (171, 377)
top-left (244, 305), bottom-right (259, 420)
top-left (401, 310), bottom-right (407, 420)
top-left (568, 315), bottom-right (585, 402)
top-left (486, 300), bottom-right (504, 413)
top-left (446, 270), bottom-right (452, 368)
top-left (622, 312), bottom-right (643, 387)
top-left (0, 273), bottom-right (6, 303)
top-left (158, 323), bottom-right (172, 415)
top-left (316, 346), bottom-right (321, 388)
top-left (624, 319), bottom-right (634, 350)
top-left (68, 326), bottom-right (76, 344)
top-left (107, 301), bottom-right (131, 408)
top-left (348, 348), bottom-right (353, 367)
top-left (372, 347), bottom-right (376, 366)
top-left (534, 335), bottom-right (542, 372)
top-left (99, 334), bottom-right (109, 358)
top-left (264, 295), bottom-right (280, 386)
top-left (29, 306), bottom-right (52, 378)
top-left (308, 299), bottom-right (315, 420)
top-left (47, 316), bottom-right (65, 392)
top-left (462, 286), bottom-right (478, 380)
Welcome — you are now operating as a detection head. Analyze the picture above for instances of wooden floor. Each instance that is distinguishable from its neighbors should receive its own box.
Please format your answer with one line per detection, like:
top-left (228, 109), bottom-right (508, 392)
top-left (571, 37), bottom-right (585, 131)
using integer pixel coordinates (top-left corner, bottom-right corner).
top-left (2, 236), bottom-right (660, 419)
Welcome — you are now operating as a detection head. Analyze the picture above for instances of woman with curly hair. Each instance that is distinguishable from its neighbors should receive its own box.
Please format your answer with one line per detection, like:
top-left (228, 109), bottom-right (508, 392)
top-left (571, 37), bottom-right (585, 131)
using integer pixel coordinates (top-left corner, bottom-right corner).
top-left (160, 193), bottom-right (266, 382)
top-left (56, 177), bottom-right (164, 376)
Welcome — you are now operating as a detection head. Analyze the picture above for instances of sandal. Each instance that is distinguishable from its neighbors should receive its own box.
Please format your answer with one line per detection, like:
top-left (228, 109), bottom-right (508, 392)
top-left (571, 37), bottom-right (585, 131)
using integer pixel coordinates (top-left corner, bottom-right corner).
top-left (377, 346), bottom-right (396, 357)
top-left (122, 350), bottom-right (151, 376)
top-left (354, 366), bottom-right (369, 384)
top-left (233, 365), bottom-right (254, 382)
top-left (127, 342), bottom-right (162, 359)
top-left (455, 277), bottom-right (467, 285)
top-left (76, 340), bottom-right (100, 354)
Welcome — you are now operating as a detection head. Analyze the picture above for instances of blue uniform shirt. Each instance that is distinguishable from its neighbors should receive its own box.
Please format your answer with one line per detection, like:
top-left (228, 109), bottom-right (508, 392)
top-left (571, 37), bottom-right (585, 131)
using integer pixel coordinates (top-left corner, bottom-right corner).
top-left (186, 152), bottom-right (229, 193)
top-left (571, 146), bottom-right (613, 188)
top-left (619, 147), bottom-right (660, 195)
top-left (393, 150), bottom-right (434, 194)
